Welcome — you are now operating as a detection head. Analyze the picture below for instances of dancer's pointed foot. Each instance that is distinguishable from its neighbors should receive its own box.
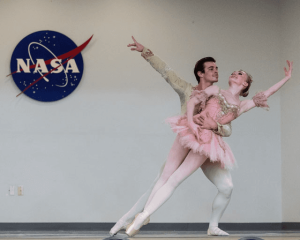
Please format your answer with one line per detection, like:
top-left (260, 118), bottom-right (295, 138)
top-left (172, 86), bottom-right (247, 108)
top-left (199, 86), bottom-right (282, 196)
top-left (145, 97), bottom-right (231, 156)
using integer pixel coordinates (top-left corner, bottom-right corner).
top-left (125, 212), bottom-right (150, 237)
top-left (109, 220), bottom-right (128, 236)
top-left (207, 226), bottom-right (229, 236)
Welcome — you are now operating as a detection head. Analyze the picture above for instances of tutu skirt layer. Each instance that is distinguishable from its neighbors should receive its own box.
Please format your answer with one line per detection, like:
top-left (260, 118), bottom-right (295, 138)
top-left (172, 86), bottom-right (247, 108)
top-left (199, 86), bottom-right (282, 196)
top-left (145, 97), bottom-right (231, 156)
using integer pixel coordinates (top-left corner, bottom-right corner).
top-left (166, 116), bottom-right (236, 170)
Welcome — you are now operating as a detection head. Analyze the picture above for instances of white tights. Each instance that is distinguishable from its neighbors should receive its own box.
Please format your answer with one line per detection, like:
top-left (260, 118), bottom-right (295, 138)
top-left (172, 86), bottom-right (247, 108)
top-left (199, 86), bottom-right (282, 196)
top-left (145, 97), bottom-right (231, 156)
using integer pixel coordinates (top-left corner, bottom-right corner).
top-left (201, 160), bottom-right (233, 228)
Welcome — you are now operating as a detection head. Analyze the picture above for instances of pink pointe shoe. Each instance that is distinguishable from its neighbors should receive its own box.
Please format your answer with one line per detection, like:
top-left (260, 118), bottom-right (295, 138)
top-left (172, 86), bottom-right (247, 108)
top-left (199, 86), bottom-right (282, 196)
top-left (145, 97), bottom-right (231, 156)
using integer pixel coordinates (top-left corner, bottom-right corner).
top-left (207, 226), bottom-right (229, 236)
top-left (125, 212), bottom-right (150, 237)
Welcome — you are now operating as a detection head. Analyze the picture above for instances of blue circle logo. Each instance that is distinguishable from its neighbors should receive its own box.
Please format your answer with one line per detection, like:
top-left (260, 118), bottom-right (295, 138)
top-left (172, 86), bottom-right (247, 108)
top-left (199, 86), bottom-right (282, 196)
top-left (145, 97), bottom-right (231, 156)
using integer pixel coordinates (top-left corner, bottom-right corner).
top-left (9, 30), bottom-right (92, 102)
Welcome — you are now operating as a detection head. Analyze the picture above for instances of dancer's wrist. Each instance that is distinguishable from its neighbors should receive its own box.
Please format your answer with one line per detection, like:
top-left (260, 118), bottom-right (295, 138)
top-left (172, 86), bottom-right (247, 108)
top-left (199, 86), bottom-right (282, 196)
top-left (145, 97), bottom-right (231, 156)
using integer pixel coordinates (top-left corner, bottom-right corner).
top-left (212, 122), bottom-right (223, 135)
top-left (210, 120), bottom-right (218, 131)
top-left (187, 120), bottom-right (194, 126)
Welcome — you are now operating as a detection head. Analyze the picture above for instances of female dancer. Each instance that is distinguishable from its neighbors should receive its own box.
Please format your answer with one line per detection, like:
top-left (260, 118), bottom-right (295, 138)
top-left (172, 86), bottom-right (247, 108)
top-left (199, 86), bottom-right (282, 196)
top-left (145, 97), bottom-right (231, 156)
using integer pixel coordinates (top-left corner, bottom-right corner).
top-left (124, 60), bottom-right (293, 237)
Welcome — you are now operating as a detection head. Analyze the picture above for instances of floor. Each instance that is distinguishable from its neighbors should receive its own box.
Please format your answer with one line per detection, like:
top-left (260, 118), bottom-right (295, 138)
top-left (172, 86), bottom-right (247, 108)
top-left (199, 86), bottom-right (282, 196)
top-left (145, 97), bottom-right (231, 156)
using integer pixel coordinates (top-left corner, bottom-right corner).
top-left (0, 231), bottom-right (299, 240)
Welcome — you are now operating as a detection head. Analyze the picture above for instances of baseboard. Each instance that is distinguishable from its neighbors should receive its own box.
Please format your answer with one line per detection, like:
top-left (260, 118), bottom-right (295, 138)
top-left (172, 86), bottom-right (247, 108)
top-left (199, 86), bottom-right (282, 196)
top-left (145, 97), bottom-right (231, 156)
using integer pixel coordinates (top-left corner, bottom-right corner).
top-left (0, 222), bottom-right (298, 231)
top-left (282, 222), bottom-right (300, 230)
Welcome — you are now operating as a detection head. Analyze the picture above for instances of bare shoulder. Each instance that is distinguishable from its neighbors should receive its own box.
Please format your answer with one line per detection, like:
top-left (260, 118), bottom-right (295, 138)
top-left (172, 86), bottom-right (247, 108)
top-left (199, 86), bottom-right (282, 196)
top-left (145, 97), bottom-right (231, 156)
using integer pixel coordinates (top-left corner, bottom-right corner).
top-left (205, 85), bottom-right (219, 95)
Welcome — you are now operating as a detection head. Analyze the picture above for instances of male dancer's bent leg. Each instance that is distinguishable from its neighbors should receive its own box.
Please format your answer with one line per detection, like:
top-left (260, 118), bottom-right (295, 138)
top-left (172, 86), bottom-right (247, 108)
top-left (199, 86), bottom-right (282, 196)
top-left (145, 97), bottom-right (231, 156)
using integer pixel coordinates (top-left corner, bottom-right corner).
top-left (201, 160), bottom-right (233, 236)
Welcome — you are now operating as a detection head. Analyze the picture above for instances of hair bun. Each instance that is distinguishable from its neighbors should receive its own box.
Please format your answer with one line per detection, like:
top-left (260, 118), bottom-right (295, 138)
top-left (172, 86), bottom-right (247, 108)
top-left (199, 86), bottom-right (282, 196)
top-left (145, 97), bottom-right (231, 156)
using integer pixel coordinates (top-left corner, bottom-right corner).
top-left (240, 91), bottom-right (249, 97)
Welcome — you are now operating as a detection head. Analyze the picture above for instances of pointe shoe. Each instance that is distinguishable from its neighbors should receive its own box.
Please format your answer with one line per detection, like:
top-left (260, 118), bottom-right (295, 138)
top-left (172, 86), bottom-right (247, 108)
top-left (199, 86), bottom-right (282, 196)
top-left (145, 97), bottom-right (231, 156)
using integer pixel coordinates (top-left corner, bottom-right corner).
top-left (109, 227), bottom-right (124, 237)
top-left (125, 213), bottom-right (150, 237)
top-left (109, 220), bottom-right (130, 236)
top-left (207, 226), bottom-right (229, 236)
top-left (110, 215), bottom-right (151, 236)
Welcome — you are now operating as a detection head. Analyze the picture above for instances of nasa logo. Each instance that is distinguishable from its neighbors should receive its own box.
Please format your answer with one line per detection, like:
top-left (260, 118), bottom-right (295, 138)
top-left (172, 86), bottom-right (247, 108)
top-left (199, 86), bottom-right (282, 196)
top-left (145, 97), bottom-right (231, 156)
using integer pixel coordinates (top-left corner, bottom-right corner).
top-left (9, 30), bottom-right (92, 102)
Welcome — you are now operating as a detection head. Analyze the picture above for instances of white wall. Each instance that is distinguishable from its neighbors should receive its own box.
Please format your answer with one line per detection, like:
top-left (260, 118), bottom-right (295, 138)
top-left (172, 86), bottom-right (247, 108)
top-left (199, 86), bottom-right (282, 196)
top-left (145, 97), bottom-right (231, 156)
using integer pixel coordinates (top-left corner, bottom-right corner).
top-left (280, 0), bottom-right (300, 222)
top-left (0, 0), bottom-right (285, 223)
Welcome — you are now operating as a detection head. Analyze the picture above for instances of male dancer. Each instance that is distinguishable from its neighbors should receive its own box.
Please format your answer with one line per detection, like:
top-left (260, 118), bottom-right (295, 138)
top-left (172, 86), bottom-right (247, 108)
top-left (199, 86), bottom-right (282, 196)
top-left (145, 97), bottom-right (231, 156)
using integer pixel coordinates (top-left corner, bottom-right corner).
top-left (110, 37), bottom-right (233, 236)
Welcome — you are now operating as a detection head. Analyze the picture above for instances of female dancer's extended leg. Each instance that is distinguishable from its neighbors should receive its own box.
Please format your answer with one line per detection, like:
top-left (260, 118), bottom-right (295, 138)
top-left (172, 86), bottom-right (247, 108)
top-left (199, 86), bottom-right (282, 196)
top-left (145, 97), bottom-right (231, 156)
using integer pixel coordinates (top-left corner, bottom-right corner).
top-left (109, 135), bottom-right (189, 236)
top-left (126, 150), bottom-right (207, 235)
top-left (201, 161), bottom-right (233, 236)
top-left (144, 135), bottom-right (190, 208)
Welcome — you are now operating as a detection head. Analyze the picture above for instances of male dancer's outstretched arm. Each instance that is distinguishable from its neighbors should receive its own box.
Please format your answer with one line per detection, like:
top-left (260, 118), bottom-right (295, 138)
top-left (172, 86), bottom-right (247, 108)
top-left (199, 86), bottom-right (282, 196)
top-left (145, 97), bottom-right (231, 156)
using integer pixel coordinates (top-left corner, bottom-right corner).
top-left (129, 37), bottom-right (231, 136)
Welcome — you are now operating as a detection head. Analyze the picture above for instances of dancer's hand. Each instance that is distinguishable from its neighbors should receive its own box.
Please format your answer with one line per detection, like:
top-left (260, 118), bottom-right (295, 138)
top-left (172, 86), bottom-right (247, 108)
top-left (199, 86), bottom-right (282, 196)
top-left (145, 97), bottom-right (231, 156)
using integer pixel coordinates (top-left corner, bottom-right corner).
top-left (197, 112), bottom-right (218, 130)
top-left (193, 114), bottom-right (202, 125)
top-left (188, 121), bottom-right (200, 140)
top-left (127, 36), bottom-right (144, 52)
top-left (284, 60), bottom-right (293, 79)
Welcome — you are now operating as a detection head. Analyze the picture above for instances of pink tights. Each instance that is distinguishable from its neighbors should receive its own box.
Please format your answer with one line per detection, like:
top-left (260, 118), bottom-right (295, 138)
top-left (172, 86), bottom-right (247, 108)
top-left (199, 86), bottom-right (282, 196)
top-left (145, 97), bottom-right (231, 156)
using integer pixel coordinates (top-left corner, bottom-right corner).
top-left (143, 135), bottom-right (208, 215)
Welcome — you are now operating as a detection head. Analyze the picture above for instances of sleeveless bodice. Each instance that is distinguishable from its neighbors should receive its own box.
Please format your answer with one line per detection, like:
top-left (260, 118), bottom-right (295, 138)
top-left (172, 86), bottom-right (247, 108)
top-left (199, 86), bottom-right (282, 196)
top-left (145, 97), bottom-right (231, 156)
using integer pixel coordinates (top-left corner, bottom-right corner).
top-left (197, 91), bottom-right (239, 125)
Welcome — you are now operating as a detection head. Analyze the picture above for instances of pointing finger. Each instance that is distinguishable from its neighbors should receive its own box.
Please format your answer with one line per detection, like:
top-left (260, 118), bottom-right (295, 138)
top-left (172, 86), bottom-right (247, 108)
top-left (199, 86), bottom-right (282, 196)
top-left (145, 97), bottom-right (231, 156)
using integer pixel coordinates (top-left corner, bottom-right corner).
top-left (132, 36), bottom-right (137, 44)
top-left (287, 60), bottom-right (292, 70)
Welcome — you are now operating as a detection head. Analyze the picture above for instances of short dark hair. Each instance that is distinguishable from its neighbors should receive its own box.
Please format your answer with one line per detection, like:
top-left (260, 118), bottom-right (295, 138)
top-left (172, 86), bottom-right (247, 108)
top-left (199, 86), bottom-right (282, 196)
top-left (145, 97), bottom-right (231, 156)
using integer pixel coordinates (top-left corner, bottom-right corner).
top-left (194, 57), bottom-right (216, 83)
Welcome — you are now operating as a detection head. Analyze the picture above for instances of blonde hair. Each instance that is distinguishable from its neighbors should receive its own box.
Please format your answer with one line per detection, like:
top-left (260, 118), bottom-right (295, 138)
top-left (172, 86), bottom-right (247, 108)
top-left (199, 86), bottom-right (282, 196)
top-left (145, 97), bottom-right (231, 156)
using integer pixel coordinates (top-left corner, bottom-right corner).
top-left (239, 70), bottom-right (253, 97)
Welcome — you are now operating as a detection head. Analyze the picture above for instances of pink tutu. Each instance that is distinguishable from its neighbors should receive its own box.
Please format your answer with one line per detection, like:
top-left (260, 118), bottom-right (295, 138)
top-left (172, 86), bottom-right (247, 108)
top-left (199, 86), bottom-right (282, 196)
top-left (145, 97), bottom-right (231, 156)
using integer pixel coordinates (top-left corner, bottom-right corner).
top-left (165, 89), bottom-right (270, 170)
top-left (166, 115), bottom-right (236, 170)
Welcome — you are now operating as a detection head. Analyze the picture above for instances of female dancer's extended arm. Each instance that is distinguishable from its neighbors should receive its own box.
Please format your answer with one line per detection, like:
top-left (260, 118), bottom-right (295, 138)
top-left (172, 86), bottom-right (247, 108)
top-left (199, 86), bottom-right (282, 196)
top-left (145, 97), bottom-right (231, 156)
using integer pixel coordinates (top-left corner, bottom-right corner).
top-left (238, 60), bottom-right (293, 116)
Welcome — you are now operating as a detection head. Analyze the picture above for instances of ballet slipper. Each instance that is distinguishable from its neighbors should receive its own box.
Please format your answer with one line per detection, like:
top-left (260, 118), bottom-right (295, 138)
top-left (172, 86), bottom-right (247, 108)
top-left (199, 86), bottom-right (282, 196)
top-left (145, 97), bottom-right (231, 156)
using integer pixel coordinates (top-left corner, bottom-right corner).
top-left (207, 226), bottom-right (229, 236)
top-left (125, 212), bottom-right (150, 237)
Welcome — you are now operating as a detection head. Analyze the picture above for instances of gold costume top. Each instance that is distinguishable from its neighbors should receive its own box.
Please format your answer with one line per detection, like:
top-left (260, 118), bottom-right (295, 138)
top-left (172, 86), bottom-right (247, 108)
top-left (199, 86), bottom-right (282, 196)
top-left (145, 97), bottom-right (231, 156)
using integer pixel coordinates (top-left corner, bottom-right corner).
top-left (141, 47), bottom-right (232, 137)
